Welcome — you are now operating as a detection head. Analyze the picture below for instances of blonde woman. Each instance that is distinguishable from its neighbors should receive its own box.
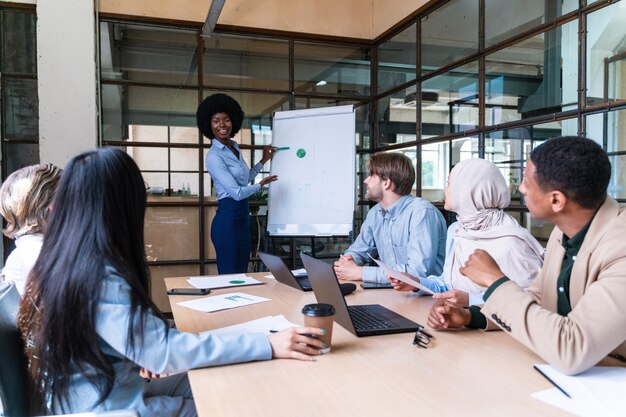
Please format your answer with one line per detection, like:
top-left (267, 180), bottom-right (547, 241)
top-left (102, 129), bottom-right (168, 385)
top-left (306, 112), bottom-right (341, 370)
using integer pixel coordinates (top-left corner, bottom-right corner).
top-left (0, 163), bottom-right (62, 295)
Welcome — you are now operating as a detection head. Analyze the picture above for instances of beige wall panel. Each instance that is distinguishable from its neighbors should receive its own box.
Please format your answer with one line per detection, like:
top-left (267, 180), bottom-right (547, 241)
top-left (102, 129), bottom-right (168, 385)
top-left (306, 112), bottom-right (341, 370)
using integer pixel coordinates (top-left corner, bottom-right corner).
top-left (100, 0), bottom-right (209, 24)
top-left (145, 205), bottom-right (200, 261)
top-left (217, 0), bottom-right (373, 38)
top-left (150, 264), bottom-right (200, 312)
top-left (100, 0), bottom-right (431, 39)
top-left (100, 0), bottom-right (371, 37)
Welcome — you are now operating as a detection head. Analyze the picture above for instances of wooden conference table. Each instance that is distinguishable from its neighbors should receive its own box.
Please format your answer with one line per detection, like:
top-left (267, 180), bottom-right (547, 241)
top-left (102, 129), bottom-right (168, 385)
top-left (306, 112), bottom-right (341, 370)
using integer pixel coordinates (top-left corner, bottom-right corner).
top-left (165, 272), bottom-right (573, 417)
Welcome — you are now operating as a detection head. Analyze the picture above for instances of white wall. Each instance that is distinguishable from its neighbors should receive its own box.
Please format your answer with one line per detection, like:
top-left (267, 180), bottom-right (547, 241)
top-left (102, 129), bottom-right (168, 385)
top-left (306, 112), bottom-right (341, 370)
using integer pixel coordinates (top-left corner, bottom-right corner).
top-left (37, 0), bottom-right (98, 168)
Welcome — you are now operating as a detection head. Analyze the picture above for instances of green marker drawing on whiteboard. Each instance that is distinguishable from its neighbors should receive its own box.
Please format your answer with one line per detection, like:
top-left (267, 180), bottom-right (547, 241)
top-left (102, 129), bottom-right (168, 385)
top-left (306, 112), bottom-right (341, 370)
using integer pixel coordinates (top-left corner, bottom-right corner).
top-left (296, 148), bottom-right (306, 158)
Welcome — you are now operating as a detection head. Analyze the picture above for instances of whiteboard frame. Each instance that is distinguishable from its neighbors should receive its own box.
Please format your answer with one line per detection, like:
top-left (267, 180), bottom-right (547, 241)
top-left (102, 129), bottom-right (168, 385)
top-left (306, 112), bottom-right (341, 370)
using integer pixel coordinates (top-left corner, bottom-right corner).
top-left (266, 105), bottom-right (356, 237)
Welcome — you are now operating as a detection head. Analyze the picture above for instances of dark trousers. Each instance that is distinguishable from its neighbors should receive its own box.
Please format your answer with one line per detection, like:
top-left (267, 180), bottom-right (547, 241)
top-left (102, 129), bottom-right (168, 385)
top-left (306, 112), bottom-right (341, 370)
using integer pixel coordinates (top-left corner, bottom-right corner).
top-left (211, 197), bottom-right (251, 274)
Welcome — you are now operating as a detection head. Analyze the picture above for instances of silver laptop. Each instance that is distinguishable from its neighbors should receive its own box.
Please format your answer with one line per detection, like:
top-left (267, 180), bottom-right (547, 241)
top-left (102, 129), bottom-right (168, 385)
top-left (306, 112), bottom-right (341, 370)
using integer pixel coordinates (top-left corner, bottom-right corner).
top-left (257, 251), bottom-right (312, 292)
top-left (300, 253), bottom-right (420, 337)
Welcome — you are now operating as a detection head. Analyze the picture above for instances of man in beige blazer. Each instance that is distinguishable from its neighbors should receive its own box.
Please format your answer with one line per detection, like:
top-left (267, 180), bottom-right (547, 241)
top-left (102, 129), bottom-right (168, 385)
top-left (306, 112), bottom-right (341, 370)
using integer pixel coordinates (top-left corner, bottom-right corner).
top-left (427, 136), bottom-right (626, 375)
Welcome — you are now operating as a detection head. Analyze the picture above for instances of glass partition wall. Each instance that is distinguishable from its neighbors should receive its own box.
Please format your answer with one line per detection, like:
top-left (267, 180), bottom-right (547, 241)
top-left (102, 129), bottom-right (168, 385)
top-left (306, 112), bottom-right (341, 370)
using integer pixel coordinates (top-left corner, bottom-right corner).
top-left (99, 20), bottom-right (371, 309)
top-left (96, 0), bottom-right (624, 310)
top-left (375, 0), bottom-right (625, 243)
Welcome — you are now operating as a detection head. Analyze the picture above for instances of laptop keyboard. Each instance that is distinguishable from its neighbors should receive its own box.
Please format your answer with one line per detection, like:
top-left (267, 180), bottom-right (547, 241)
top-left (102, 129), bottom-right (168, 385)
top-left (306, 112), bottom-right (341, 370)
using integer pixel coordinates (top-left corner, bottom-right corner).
top-left (348, 305), bottom-right (394, 330)
top-left (297, 277), bottom-right (312, 289)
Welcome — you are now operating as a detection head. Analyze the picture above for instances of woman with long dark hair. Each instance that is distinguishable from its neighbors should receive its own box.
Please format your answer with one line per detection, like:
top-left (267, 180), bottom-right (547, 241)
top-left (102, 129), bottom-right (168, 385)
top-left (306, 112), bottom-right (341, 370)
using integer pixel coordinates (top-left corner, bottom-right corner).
top-left (18, 148), bottom-right (325, 416)
top-left (197, 93), bottom-right (278, 274)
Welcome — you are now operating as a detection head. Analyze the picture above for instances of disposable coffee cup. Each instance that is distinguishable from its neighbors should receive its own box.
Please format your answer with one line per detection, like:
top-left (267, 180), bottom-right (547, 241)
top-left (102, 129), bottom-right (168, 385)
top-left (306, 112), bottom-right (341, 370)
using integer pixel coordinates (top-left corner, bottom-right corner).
top-left (302, 303), bottom-right (335, 354)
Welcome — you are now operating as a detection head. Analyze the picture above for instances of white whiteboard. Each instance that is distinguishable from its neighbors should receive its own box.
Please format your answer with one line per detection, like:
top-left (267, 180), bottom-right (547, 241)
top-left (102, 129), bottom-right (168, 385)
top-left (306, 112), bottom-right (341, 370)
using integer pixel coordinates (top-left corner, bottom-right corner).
top-left (267, 105), bottom-right (356, 236)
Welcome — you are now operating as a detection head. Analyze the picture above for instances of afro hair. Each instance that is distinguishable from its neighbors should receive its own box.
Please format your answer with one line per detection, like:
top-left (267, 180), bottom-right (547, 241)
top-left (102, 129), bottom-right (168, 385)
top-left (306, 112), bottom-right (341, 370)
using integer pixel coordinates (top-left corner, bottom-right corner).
top-left (196, 93), bottom-right (244, 139)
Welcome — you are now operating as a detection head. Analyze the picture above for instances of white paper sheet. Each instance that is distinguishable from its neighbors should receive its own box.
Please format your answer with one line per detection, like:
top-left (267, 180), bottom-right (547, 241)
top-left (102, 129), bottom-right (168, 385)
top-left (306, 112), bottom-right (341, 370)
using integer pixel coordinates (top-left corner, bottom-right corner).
top-left (200, 315), bottom-right (299, 337)
top-left (187, 274), bottom-right (264, 290)
top-left (177, 292), bottom-right (270, 313)
top-left (531, 364), bottom-right (626, 417)
top-left (291, 268), bottom-right (307, 277)
top-left (368, 255), bottom-right (435, 295)
top-left (531, 388), bottom-right (596, 417)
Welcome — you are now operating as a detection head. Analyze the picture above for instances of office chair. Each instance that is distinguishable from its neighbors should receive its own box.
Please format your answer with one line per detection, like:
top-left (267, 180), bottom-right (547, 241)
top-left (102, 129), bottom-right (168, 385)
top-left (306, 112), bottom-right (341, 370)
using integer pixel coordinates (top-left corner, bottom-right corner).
top-left (0, 281), bottom-right (137, 417)
top-left (0, 280), bottom-right (28, 416)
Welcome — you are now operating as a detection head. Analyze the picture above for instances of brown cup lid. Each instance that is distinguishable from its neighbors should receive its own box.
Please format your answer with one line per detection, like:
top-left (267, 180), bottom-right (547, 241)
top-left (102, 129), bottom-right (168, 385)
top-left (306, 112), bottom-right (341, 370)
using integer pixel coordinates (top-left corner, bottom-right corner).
top-left (302, 303), bottom-right (335, 317)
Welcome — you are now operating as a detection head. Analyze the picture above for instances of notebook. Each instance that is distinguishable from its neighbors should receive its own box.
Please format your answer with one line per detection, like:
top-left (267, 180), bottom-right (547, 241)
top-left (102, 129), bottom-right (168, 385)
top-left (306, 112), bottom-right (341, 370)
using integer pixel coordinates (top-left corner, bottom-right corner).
top-left (300, 253), bottom-right (420, 337)
top-left (257, 251), bottom-right (312, 292)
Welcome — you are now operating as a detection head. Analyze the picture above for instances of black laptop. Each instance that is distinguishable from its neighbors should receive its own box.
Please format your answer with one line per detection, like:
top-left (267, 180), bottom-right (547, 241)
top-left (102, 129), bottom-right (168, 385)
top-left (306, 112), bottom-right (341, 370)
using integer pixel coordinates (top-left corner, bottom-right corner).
top-left (257, 251), bottom-right (312, 292)
top-left (300, 253), bottom-right (420, 337)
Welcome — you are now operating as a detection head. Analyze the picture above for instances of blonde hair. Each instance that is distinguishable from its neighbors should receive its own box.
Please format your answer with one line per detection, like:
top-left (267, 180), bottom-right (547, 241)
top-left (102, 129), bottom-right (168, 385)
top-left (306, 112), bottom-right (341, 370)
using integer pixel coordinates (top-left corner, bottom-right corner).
top-left (0, 163), bottom-right (62, 238)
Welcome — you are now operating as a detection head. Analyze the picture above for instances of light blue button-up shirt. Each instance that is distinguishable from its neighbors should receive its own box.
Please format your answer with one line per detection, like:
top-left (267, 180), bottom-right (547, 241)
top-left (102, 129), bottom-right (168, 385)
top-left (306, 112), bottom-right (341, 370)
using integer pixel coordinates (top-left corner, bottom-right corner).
top-left (418, 222), bottom-right (485, 306)
top-left (60, 266), bottom-right (272, 416)
top-left (206, 139), bottom-right (264, 201)
top-left (345, 195), bottom-right (447, 283)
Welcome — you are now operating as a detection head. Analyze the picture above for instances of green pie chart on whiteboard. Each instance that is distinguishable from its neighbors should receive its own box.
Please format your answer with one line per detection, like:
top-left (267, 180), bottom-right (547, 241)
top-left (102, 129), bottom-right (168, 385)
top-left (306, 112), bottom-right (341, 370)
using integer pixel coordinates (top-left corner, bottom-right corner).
top-left (296, 148), bottom-right (306, 158)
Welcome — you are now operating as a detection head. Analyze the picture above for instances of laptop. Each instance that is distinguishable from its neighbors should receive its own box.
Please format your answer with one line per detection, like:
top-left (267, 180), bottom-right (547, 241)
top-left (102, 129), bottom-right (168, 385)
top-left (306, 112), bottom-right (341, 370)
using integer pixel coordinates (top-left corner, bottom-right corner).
top-left (257, 251), bottom-right (312, 292)
top-left (300, 253), bottom-right (420, 337)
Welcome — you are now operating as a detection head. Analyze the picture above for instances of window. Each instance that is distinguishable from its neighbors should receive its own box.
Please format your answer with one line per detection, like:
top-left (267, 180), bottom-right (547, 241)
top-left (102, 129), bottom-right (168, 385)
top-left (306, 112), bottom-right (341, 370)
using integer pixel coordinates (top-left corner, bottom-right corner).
top-left (586, 108), bottom-right (626, 200)
top-left (100, 22), bottom-right (198, 85)
top-left (1, 8), bottom-right (39, 170)
top-left (0, 6), bottom-right (39, 260)
top-left (378, 86), bottom-right (417, 147)
top-left (204, 34), bottom-right (289, 90)
top-left (378, 23), bottom-right (416, 93)
top-left (485, 20), bottom-right (578, 125)
top-left (420, 137), bottom-right (478, 203)
top-left (421, 61), bottom-right (479, 136)
top-left (485, 0), bottom-right (578, 47)
top-left (586, 2), bottom-right (626, 105)
top-left (422, 0), bottom-right (479, 75)
top-left (295, 41), bottom-right (370, 96)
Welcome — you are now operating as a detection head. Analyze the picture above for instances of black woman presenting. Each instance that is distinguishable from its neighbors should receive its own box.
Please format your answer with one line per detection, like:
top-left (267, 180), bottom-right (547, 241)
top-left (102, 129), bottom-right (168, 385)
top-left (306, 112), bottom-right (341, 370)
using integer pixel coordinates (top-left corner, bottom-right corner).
top-left (197, 94), bottom-right (278, 273)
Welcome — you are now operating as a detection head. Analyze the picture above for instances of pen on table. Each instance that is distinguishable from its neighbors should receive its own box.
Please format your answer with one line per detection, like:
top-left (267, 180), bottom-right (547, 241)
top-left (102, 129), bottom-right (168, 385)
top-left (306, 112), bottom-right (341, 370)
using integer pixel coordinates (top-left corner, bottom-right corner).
top-left (269, 329), bottom-right (278, 333)
top-left (272, 146), bottom-right (290, 151)
top-left (533, 365), bottom-right (571, 398)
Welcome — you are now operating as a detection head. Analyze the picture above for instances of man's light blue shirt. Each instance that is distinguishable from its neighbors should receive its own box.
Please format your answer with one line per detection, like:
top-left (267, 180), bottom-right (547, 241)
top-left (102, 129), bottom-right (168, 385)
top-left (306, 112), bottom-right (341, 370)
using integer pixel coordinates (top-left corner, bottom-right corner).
top-left (345, 195), bottom-right (447, 283)
top-left (206, 139), bottom-right (264, 201)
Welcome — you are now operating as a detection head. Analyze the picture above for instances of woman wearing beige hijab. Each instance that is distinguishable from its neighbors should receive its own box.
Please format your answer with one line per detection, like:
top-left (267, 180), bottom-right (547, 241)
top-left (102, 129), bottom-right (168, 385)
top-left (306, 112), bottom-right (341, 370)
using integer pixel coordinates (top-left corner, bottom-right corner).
top-left (391, 158), bottom-right (544, 307)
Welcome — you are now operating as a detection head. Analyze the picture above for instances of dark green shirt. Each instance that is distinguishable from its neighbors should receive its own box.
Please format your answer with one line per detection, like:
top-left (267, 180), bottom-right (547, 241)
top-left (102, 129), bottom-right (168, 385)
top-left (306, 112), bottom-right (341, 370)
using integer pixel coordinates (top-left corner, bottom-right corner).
top-left (467, 217), bottom-right (594, 328)
top-left (556, 219), bottom-right (592, 315)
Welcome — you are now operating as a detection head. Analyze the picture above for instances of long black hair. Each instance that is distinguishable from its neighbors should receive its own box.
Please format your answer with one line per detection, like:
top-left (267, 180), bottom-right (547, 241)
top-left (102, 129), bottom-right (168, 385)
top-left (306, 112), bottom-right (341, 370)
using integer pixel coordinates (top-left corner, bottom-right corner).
top-left (18, 148), bottom-right (167, 413)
